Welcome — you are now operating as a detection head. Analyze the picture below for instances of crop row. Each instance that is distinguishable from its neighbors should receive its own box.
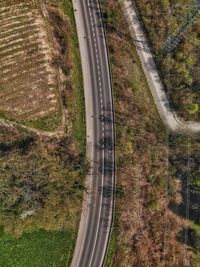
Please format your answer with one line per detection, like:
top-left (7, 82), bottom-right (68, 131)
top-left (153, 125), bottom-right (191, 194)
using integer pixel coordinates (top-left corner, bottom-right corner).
top-left (0, 0), bottom-right (60, 121)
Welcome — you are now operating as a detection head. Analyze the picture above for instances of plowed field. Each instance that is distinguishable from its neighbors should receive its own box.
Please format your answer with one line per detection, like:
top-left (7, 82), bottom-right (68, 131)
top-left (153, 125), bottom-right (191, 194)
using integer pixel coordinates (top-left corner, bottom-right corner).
top-left (0, 0), bottom-right (61, 122)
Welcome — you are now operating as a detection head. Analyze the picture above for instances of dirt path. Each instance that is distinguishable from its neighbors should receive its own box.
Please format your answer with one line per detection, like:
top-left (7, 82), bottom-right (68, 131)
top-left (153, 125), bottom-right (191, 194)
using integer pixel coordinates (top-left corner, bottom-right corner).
top-left (0, 118), bottom-right (65, 138)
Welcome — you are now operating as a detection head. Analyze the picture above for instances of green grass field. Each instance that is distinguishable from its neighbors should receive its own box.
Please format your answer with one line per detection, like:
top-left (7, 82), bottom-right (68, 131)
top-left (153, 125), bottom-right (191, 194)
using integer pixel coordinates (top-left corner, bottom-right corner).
top-left (0, 226), bottom-right (75, 267)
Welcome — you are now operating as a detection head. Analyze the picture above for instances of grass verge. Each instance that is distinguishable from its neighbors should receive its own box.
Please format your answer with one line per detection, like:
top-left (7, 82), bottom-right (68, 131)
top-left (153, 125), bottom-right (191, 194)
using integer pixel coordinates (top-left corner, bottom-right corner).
top-left (104, 226), bottom-right (119, 267)
top-left (51, 0), bottom-right (86, 154)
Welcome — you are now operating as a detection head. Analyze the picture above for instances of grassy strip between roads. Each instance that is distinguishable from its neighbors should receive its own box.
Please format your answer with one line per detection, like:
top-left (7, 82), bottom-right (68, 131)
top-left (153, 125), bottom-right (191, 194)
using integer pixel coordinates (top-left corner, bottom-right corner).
top-left (51, 0), bottom-right (86, 154)
top-left (67, 2), bottom-right (86, 154)
top-left (0, 226), bottom-right (75, 267)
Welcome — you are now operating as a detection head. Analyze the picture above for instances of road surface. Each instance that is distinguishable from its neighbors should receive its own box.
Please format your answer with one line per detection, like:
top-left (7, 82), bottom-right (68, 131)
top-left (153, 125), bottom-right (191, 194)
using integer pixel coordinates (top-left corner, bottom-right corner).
top-left (71, 1), bottom-right (115, 267)
top-left (123, 0), bottom-right (200, 135)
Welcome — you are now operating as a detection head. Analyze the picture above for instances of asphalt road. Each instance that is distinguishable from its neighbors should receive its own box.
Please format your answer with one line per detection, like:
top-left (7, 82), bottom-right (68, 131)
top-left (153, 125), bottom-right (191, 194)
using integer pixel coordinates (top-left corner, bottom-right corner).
top-left (123, 0), bottom-right (200, 135)
top-left (71, 1), bottom-right (115, 267)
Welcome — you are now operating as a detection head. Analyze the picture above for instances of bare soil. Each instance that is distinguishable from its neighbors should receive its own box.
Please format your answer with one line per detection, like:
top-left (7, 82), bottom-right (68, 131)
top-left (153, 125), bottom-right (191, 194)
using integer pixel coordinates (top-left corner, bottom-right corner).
top-left (0, 0), bottom-right (67, 125)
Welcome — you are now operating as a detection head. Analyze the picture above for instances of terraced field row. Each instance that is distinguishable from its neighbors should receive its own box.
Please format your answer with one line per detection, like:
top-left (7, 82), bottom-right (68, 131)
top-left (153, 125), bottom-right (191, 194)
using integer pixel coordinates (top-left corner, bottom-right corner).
top-left (0, 0), bottom-right (61, 121)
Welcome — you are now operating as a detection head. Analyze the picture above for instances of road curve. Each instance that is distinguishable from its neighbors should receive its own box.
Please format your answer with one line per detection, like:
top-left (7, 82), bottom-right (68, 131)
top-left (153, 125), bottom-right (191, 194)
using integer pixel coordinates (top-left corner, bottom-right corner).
top-left (123, 0), bottom-right (200, 135)
top-left (71, 1), bottom-right (115, 267)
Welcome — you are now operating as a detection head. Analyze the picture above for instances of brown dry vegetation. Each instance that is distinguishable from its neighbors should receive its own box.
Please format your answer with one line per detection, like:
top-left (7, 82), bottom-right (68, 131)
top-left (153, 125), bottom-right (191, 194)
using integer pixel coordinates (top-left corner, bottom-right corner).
top-left (101, 0), bottom-right (196, 266)
top-left (169, 135), bottom-right (200, 266)
top-left (0, 0), bottom-right (73, 131)
top-left (0, 124), bottom-right (87, 237)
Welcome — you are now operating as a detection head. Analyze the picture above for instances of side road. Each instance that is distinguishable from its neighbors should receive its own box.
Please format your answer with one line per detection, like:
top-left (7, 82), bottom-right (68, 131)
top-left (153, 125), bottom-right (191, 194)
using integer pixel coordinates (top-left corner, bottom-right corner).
top-left (123, 0), bottom-right (200, 135)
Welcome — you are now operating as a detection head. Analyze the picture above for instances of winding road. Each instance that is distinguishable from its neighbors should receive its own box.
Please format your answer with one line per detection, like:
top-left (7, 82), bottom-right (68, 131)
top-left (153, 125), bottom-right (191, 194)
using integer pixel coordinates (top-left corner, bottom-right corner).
top-left (71, 1), bottom-right (115, 267)
top-left (123, 0), bottom-right (200, 135)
